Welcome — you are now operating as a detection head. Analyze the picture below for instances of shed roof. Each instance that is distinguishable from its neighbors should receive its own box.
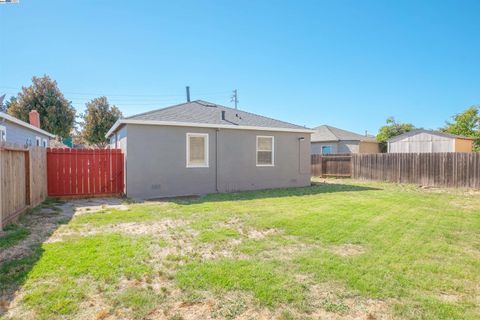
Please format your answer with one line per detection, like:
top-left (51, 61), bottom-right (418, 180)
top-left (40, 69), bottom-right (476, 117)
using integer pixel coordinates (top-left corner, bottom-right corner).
top-left (107, 100), bottom-right (313, 137)
top-left (387, 129), bottom-right (476, 143)
top-left (311, 125), bottom-right (377, 143)
top-left (0, 112), bottom-right (55, 138)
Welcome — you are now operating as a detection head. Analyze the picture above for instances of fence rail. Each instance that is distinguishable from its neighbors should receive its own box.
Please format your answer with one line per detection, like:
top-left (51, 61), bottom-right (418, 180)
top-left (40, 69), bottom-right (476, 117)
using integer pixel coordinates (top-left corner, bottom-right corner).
top-left (0, 144), bottom-right (47, 229)
top-left (312, 153), bottom-right (480, 188)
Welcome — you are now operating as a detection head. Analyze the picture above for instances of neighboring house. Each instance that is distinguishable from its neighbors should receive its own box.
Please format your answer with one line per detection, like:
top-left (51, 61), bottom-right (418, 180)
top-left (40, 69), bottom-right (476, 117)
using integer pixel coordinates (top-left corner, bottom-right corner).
top-left (311, 125), bottom-right (379, 154)
top-left (0, 110), bottom-right (55, 147)
top-left (106, 100), bottom-right (313, 199)
top-left (388, 129), bottom-right (474, 153)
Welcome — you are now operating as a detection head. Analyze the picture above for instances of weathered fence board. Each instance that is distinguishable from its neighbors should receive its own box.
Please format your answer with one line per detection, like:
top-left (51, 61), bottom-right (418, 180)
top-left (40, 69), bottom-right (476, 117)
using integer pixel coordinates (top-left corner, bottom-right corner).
top-left (312, 153), bottom-right (480, 188)
top-left (0, 144), bottom-right (47, 229)
top-left (311, 154), bottom-right (352, 178)
top-left (47, 148), bottom-right (124, 197)
top-left (29, 147), bottom-right (48, 206)
top-left (351, 153), bottom-right (480, 188)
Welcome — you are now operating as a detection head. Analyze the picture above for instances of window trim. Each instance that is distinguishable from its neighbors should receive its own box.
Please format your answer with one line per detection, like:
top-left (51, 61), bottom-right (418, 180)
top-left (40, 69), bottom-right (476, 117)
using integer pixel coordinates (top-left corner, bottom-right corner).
top-left (35, 136), bottom-right (41, 147)
top-left (186, 133), bottom-right (209, 168)
top-left (256, 135), bottom-right (275, 167)
top-left (42, 138), bottom-right (48, 148)
top-left (0, 125), bottom-right (6, 142)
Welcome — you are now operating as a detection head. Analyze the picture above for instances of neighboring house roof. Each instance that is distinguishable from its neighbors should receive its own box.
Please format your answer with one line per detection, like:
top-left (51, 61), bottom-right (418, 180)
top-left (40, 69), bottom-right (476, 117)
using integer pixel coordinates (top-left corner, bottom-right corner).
top-left (311, 125), bottom-right (377, 143)
top-left (388, 129), bottom-right (476, 143)
top-left (0, 112), bottom-right (55, 138)
top-left (106, 100), bottom-right (313, 137)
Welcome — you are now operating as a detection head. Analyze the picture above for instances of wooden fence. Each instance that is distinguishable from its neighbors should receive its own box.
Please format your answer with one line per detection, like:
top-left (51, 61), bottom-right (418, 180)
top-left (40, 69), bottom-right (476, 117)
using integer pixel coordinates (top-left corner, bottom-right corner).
top-left (311, 153), bottom-right (480, 188)
top-left (47, 148), bottom-right (124, 197)
top-left (0, 144), bottom-right (47, 229)
top-left (311, 154), bottom-right (352, 178)
top-left (352, 153), bottom-right (480, 188)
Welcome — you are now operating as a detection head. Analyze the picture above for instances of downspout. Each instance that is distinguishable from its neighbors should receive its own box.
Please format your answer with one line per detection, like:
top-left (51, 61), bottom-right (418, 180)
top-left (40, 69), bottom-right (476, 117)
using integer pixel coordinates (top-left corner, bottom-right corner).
top-left (215, 129), bottom-right (219, 192)
top-left (298, 136), bottom-right (305, 174)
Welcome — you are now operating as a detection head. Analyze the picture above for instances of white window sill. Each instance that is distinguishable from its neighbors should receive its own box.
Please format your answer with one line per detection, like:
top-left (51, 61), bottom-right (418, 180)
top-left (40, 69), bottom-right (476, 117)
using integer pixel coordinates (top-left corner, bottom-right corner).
top-left (186, 164), bottom-right (209, 168)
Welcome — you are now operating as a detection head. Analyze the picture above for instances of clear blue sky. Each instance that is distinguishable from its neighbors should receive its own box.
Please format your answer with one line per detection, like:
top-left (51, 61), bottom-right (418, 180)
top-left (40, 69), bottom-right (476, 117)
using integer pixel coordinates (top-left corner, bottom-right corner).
top-left (1, 0), bottom-right (479, 135)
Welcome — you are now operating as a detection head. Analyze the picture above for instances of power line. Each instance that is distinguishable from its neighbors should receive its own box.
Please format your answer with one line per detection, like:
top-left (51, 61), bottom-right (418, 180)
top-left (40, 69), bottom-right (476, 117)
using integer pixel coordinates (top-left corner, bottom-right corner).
top-left (0, 86), bottom-right (231, 98)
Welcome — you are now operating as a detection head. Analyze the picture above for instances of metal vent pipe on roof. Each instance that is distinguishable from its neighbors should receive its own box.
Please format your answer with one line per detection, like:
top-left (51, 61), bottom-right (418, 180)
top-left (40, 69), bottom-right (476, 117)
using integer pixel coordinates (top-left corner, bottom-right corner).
top-left (221, 110), bottom-right (226, 120)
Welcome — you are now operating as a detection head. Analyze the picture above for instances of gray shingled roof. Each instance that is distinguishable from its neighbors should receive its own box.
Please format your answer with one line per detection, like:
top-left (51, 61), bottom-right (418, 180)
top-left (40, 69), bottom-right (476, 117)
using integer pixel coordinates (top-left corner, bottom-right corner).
top-left (126, 100), bottom-right (308, 130)
top-left (388, 129), bottom-right (475, 142)
top-left (311, 125), bottom-right (377, 142)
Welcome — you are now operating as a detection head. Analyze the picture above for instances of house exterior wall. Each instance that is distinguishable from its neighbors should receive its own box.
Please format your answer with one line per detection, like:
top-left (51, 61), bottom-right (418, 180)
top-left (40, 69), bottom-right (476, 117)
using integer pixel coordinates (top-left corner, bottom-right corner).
top-left (388, 132), bottom-right (455, 153)
top-left (122, 124), bottom-right (311, 199)
top-left (216, 129), bottom-right (311, 193)
top-left (454, 138), bottom-right (473, 152)
top-left (0, 119), bottom-right (50, 147)
top-left (311, 140), bottom-right (378, 154)
top-left (337, 140), bottom-right (360, 153)
top-left (110, 125), bottom-right (128, 192)
top-left (359, 141), bottom-right (380, 153)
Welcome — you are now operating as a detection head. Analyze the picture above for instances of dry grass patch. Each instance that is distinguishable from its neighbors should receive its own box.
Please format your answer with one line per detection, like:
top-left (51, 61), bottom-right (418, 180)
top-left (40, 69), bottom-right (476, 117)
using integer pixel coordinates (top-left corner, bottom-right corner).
top-left (329, 244), bottom-right (366, 257)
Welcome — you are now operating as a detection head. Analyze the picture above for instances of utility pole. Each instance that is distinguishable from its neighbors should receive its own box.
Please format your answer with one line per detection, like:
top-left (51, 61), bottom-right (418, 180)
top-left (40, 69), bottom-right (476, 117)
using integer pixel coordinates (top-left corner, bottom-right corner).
top-left (186, 86), bottom-right (191, 102)
top-left (231, 89), bottom-right (238, 109)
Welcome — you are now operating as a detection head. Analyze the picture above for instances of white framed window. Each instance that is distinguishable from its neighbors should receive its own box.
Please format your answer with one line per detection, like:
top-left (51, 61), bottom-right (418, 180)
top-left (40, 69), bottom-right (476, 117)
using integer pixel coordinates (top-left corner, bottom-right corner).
top-left (35, 136), bottom-right (41, 147)
top-left (186, 133), bottom-right (209, 168)
top-left (42, 139), bottom-right (48, 148)
top-left (0, 125), bottom-right (6, 142)
top-left (256, 136), bottom-right (274, 166)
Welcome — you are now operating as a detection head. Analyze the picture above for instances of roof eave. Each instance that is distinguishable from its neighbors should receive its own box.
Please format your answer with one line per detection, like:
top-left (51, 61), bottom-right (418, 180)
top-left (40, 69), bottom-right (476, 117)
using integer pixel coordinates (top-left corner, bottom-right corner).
top-left (0, 112), bottom-right (56, 138)
top-left (106, 119), bottom-right (314, 137)
top-left (311, 139), bottom-right (340, 143)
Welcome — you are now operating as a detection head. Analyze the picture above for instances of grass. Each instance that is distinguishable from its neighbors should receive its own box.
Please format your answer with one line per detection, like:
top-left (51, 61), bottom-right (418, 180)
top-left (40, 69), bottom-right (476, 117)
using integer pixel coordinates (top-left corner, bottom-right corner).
top-left (197, 228), bottom-right (240, 243)
top-left (177, 259), bottom-right (305, 306)
top-left (113, 287), bottom-right (165, 318)
top-left (0, 224), bottom-right (30, 249)
top-left (18, 234), bottom-right (153, 319)
top-left (1, 179), bottom-right (479, 319)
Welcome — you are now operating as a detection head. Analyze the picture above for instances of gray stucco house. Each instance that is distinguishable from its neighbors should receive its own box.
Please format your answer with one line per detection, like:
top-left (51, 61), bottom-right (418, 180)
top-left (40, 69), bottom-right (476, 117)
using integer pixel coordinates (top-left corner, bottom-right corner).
top-left (106, 100), bottom-right (313, 199)
top-left (311, 125), bottom-right (380, 154)
top-left (0, 110), bottom-right (55, 147)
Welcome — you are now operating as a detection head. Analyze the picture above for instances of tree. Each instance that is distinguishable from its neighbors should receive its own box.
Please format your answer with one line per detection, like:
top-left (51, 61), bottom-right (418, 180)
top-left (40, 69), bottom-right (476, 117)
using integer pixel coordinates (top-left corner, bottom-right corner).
top-left (81, 97), bottom-right (122, 147)
top-left (0, 94), bottom-right (6, 112)
top-left (7, 76), bottom-right (76, 138)
top-left (441, 106), bottom-right (480, 151)
top-left (376, 117), bottom-right (416, 152)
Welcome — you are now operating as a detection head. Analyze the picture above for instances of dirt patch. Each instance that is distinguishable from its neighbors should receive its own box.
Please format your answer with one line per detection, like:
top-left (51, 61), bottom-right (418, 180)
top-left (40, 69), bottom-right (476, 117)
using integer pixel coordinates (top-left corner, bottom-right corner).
top-left (221, 217), bottom-right (281, 240)
top-left (0, 207), bottom-right (73, 262)
top-left (247, 228), bottom-right (278, 240)
top-left (439, 293), bottom-right (460, 303)
top-left (65, 198), bottom-right (129, 216)
top-left (330, 244), bottom-right (366, 257)
top-left (46, 219), bottom-right (188, 243)
top-left (307, 282), bottom-right (391, 320)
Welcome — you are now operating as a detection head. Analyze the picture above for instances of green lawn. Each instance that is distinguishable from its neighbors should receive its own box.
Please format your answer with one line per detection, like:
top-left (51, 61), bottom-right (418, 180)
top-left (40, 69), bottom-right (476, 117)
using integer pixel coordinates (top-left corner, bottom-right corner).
top-left (1, 180), bottom-right (479, 319)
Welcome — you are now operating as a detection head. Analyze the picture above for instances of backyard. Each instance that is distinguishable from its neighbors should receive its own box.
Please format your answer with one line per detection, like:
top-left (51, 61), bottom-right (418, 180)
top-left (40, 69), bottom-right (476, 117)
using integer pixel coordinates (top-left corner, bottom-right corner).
top-left (0, 179), bottom-right (479, 320)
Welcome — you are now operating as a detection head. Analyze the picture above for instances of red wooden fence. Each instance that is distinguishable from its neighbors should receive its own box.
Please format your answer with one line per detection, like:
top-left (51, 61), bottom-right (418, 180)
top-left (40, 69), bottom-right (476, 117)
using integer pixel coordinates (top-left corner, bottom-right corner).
top-left (47, 148), bottom-right (124, 197)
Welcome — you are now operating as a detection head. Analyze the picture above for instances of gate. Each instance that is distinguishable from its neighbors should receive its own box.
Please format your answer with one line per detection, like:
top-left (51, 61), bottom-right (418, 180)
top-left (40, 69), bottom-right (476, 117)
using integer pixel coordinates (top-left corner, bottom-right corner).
top-left (47, 148), bottom-right (124, 197)
top-left (311, 154), bottom-right (352, 178)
